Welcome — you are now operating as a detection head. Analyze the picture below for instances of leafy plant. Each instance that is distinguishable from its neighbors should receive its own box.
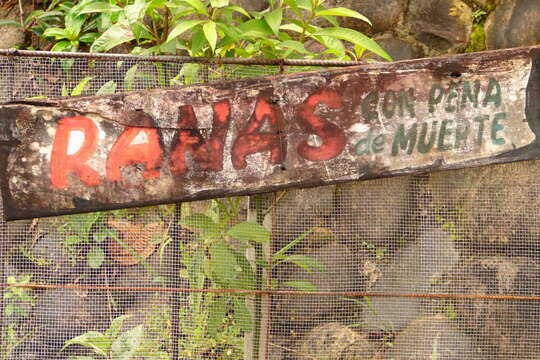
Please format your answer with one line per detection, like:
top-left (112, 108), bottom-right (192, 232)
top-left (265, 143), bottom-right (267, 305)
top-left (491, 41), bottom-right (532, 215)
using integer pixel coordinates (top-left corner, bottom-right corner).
top-left (63, 314), bottom-right (169, 359)
top-left (3, 275), bottom-right (36, 318)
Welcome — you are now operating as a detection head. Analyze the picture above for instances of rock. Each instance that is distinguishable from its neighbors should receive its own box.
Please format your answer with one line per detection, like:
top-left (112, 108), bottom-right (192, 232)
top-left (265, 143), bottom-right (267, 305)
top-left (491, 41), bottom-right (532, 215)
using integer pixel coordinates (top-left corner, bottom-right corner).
top-left (485, 0), bottom-right (540, 49)
top-left (18, 288), bottom-right (108, 358)
top-left (295, 323), bottom-right (375, 360)
top-left (0, 5), bottom-right (27, 49)
top-left (406, 0), bottom-right (472, 52)
top-left (384, 316), bottom-right (481, 359)
top-left (232, 0), bottom-right (268, 12)
top-left (445, 256), bottom-right (540, 358)
top-left (426, 161), bottom-right (540, 255)
top-left (274, 242), bottom-right (362, 325)
top-left (361, 228), bottom-right (459, 333)
top-left (337, 0), bottom-right (407, 34)
top-left (367, 37), bottom-right (425, 61)
top-left (335, 176), bottom-right (411, 247)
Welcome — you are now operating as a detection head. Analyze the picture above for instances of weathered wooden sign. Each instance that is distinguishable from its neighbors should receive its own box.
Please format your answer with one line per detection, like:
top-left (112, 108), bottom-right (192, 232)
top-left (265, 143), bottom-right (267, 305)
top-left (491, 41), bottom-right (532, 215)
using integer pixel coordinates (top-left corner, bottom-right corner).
top-left (1, 46), bottom-right (539, 220)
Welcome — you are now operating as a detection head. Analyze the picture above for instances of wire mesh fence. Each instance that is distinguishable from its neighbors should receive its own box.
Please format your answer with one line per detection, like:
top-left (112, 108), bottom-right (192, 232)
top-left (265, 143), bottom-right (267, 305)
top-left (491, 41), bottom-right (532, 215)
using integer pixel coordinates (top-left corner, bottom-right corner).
top-left (1, 52), bottom-right (540, 360)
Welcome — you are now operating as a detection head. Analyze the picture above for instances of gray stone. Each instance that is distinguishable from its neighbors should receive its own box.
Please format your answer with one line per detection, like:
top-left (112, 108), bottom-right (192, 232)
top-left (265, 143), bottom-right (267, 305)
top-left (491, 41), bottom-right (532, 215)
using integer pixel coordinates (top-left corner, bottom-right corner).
top-left (337, 0), bottom-right (407, 34)
top-left (361, 228), bottom-right (459, 333)
top-left (485, 0), bottom-right (540, 49)
top-left (446, 256), bottom-right (540, 359)
top-left (0, 3), bottom-right (31, 49)
top-left (426, 161), bottom-right (540, 255)
top-left (384, 316), bottom-right (481, 359)
top-left (335, 176), bottom-right (410, 247)
top-left (406, 0), bottom-right (472, 52)
top-left (295, 323), bottom-right (375, 360)
top-left (367, 37), bottom-right (425, 61)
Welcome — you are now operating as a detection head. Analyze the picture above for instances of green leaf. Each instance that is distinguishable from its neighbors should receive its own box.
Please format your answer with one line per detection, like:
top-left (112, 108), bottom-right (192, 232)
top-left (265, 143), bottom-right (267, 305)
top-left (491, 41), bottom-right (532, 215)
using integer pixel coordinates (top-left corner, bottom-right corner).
top-left (71, 76), bottom-right (92, 96)
top-left (110, 325), bottom-right (144, 360)
top-left (43, 27), bottom-right (68, 39)
top-left (221, 5), bottom-right (250, 18)
top-left (210, 0), bottom-right (229, 7)
top-left (51, 40), bottom-right (72, 52)
top-left (315, 7), bottom-right (371, 25)
top-left (96, 80), bottom-right (117, 95)
top-left (237, 19), bottom-right (274, 38)
top-left (79, 32), bottom-right (99, 43)
top-left (0, 20), bottom-right (22, 28)
top-left (78, 2), bottom-right (122, 14)
top-left (90, 22), bottom-right (134, 52)
top-left (279, 255), bottom-right (325, 272)
top-left (281, 280), bottom-right (317, 292)
top-left (180, 0), bottom-right (208, 16)
top-left (264, 9), bottom-right (282, 36)
top-left (276, 40), bottom-right (310, 55)
top-left (181, 213), bottom-right (218, 235)
top-left (62, 331), bottom-right (109, 356)
top-left (125, 0), bottom-right (147, 23)
top-left (202, 21), bottom-right (217, 52)
top-left (166, 19), bottom-right (204, 43)
top-left (273, 228), bottom-right (314, 260)
top-left (65, 12), bottom-right (86, 38)
top-left (209, 242), bottom-right (238, 287)
top-left (233, 297), bottom-right (253, 333)
top-left (87, 246), bottom-right (105, 269)
top-left (92, 228), bottom-right (109, 243)
top-left (228, 222), bottom-right (270, 244)
top-left (123, 64), bottom-right (138, 91)
top-left (105, 315), bottom-right (132, 340)
top-left (207, 296), bottom-right (228, 336)
top-left (313, 27), bottom-right (392, 61)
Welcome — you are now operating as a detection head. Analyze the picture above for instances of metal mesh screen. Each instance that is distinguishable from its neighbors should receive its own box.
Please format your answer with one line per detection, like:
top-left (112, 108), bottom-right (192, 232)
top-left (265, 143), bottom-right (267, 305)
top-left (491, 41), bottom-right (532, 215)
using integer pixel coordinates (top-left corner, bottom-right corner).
top-left (1, 53), bottom-right (540, 359)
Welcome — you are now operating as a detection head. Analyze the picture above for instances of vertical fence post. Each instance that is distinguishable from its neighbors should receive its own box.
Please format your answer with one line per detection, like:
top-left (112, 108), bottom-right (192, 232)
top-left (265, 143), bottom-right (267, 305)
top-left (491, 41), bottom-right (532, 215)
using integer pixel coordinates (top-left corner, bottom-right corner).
top-left (169, 203), bottom-right (183, 360)
top-left (0, 197), bottom-right (5, 354)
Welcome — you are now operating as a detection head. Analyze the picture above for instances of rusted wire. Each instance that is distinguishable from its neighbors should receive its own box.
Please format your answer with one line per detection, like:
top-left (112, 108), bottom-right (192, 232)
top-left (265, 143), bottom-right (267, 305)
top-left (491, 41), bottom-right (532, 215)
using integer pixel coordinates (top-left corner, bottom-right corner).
top-left (0, 48), bottom-right (364, 67)
top-left (3, 282), bottom-right (540, 301)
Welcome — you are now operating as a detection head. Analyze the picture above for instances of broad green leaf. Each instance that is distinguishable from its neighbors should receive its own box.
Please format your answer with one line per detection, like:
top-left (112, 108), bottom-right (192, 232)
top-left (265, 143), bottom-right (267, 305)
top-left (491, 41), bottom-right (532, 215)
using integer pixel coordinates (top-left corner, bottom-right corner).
top-left (125, 0), bottom-right (147, 23)
top-left (79, 32), bottom-right (99, 43)
top-left (280, 255), bottom-right (325, 272)
top-left (166, 19), bottom-right (204, 43)
top-left (43, 27), bottom-right (68, 39)
top-left (279, 23), bottom-right (304, 34)
top-left (0, 20), bottom-right (22, 27)
top-left (313, 27), bottom-right (392, 61)
top-left (210, 0), bottom-right (228, 7)
top-left (209, 242), bottom-right (238, 287)
top-left (96, 80), bottom-right (117, 95)
top-left (181, 214), bottom-right (217, 234)
top-left (202, 21), bottom-right (217, 52)
top-left (216, 22), bottom-right (240, 42)
top-left (105, 315), bottom-right (132, 340)
top-left (111, 325), bottom-right (144, 360)
top-left (281, 280), bottom-right (318, 292)
top-left (233, 298), bottom-right (253, 333)
top-left (65, 12), bottom-right (86, 38)
top-left (264, 9), bottom-right (282, 36)
top-left (230, 248), bottom-right (256, 290)
top-left (124, 64), bottom-right (138, 91)
top-left (71, 76), bottom-right (92, 96)
top-left (316, 7), bottom-right (371, 25)
top-left (87, 246), bottom-right (105, 269)
top-left (237, 19), bottom-right (273, 38)
top-left (207, 296), bottom-right (227, 336)
top-left (91, 22), bottom-right (134, 52)
top-left (62, 331), bottom-right (109, 356)
top-left (78, 2), bottom-right (122, 14)
top-left (228, 222), bottom-right (270, 244)
top-left (221, 5), bottom-right (250, 18)
top-left (189, 26), bottom-right (207, 55)
top-left (51, 40), bottom-right (72, 52)
top-left (276, 40), bottom-right (310, 55)
top-left (180, 0), bottom-right (208, 16)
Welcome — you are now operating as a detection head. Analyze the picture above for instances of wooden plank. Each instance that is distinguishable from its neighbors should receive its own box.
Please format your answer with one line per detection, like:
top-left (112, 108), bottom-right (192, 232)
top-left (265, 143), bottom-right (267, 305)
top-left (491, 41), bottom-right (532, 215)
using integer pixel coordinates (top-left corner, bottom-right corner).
top-left (1, 46), bottom-right (540, 220)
